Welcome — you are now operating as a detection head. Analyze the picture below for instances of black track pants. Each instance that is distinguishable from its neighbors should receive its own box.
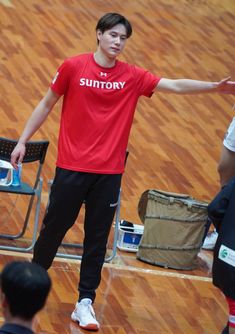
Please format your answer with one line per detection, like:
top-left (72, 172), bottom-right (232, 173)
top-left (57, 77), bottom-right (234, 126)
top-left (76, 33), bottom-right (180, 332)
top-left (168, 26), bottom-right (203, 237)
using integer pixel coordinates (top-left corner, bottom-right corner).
top-left (33, 167), bottom-right (122, 301)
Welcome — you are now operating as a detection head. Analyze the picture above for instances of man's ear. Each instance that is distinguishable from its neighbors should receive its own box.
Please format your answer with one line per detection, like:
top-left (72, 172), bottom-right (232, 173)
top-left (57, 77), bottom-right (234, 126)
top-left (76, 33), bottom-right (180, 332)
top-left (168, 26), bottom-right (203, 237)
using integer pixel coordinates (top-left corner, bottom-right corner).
top-left (96, 29), bottom-right (102, 42)
top-left (0, 290), bottom-right (8, 308)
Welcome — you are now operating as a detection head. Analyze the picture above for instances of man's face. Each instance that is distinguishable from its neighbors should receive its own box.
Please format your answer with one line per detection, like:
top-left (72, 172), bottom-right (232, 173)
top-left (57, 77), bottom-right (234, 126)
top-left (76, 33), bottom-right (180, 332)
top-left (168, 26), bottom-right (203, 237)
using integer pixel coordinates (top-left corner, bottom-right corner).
top-left (97, 24), bottom-right (127, 58)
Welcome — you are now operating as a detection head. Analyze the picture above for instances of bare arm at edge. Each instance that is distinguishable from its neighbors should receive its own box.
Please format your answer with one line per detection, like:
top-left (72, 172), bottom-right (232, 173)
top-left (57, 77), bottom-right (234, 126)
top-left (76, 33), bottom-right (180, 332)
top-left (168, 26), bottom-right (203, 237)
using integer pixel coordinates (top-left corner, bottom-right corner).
top-left (155, 77), bottom-right (235, 94)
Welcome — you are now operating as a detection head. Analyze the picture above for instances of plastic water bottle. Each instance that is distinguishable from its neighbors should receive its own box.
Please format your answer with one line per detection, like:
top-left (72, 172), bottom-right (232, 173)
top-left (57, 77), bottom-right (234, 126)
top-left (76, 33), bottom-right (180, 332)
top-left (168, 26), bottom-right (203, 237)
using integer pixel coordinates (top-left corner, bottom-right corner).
top-left (0, 168), bottom-right (8, 180)
top-left (12, 163), bottom-right (22, 187)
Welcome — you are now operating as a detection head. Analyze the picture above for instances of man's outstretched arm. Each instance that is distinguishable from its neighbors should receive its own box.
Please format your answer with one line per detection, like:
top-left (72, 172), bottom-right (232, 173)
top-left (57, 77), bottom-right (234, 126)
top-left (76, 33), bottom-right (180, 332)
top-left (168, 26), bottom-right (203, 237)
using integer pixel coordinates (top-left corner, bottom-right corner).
top-left (155, 76), bottom-right (235, 94)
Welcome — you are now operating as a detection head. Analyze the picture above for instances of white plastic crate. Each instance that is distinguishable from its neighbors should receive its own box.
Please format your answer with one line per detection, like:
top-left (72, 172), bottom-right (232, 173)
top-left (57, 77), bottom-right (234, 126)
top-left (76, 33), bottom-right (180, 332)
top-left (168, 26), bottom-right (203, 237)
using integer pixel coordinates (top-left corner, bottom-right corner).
top-left (117, 223), bottom-right (144, 252)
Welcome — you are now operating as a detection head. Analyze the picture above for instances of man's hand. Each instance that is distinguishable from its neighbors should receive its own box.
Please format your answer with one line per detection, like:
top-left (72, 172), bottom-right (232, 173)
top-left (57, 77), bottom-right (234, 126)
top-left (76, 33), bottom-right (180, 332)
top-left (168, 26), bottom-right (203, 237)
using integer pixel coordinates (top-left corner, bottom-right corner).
top-left (217, 77), bottom-right (235, 94)
top-left (11, 142), bottom-right (26, 169)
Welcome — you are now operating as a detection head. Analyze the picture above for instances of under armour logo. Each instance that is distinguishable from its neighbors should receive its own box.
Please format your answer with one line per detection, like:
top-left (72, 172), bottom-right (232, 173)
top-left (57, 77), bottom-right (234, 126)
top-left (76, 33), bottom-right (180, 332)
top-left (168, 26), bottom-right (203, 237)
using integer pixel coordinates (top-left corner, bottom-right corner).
top-left (100, 72), bottom-right (107, 77)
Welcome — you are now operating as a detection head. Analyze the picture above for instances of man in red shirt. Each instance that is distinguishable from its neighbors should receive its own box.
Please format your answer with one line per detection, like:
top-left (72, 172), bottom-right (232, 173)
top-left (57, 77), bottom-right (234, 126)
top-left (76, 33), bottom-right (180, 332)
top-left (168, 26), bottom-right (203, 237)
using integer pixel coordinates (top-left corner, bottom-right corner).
top-left (11, 12), bottom-right (235, 331)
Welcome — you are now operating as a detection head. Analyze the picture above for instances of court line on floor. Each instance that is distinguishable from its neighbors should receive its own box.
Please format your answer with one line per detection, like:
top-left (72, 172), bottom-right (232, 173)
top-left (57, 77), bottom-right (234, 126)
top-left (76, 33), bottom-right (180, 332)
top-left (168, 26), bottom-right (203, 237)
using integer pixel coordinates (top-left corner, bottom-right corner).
top-left (104, 262), bottom-right (212, 282)
top-left (0, 249), bottom-right (212, 282)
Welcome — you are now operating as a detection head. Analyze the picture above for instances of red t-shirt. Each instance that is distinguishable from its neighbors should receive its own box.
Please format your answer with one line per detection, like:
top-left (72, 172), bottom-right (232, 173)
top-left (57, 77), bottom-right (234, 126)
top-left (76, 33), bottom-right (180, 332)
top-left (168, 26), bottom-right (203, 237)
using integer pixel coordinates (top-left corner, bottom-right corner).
top-left (50, 53), bottom-right (161, 174)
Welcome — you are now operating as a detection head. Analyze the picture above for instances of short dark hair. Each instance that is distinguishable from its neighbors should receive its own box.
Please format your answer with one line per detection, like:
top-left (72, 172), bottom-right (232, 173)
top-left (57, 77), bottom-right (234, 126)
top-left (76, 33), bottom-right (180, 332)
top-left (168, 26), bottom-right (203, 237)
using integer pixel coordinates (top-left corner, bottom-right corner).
top-left (96, 13), bottom-right (132, 38)
top-left (0, 261), bottom-right (51, 320)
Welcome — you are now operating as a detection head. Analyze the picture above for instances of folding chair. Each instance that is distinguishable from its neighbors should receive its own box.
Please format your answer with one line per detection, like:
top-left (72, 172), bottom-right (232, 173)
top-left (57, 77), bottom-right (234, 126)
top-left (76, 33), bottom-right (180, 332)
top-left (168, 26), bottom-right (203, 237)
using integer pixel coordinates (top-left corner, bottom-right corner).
top-left (51, 152), bottom-right (129, 262)
top-left (0, 137), bottom-right (49, 252)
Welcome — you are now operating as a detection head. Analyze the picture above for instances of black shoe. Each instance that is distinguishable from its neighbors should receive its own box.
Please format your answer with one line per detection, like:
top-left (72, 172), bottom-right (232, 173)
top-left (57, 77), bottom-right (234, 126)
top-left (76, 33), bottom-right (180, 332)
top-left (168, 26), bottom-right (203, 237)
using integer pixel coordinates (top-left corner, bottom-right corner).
top-left (221, 323), bottom-right (229, 334)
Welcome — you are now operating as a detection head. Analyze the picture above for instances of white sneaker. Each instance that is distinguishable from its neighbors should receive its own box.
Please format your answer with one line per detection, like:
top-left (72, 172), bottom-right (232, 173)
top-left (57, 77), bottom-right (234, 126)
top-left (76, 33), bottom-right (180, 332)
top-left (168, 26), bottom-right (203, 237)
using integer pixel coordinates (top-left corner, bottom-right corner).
top-left (71, 298), bottom-right (99, 331)
top-left (202, 230), bottom-right (218, 250)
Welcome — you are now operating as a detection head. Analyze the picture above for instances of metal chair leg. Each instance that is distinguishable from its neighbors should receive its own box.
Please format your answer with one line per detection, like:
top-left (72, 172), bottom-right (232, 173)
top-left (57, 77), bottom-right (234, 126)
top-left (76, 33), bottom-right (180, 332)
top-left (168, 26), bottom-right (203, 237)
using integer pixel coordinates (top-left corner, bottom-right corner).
top-left (0, 179), bottom-right (43, 252)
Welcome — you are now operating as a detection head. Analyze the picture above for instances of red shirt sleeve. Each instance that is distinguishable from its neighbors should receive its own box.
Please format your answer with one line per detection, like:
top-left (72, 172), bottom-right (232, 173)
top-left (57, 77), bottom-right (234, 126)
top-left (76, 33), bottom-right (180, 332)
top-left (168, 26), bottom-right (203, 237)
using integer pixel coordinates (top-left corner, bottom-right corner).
top-left (133, 65), bottom-right (161, 97)
top-left (50, 58), bottom-right (73, 96)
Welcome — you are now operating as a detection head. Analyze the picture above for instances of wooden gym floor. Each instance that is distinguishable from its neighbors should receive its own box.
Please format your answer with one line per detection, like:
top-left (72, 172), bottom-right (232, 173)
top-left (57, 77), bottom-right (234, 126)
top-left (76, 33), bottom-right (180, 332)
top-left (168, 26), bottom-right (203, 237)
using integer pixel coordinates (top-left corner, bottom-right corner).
top-left (0, 0), bottom-right (235, 333)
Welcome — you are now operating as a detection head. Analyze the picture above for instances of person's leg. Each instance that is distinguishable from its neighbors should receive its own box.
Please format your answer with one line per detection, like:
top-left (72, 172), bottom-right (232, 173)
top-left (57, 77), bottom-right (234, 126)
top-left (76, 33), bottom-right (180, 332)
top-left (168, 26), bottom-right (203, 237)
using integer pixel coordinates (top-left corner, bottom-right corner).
top-left (202, 217), bottom-right (213, 243)
top-left (228, 296), bottom-right (235, 333)
top-left (32, 168), bottom-right (89, 269)
top-left (71, 174), bottom-right (122, 330)
top-left (223, 296), bottom-right (235, 334)
top-left (78, 173), bottom-right (122, 302)
top-left (202, 228), bottom-right (218, 250)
